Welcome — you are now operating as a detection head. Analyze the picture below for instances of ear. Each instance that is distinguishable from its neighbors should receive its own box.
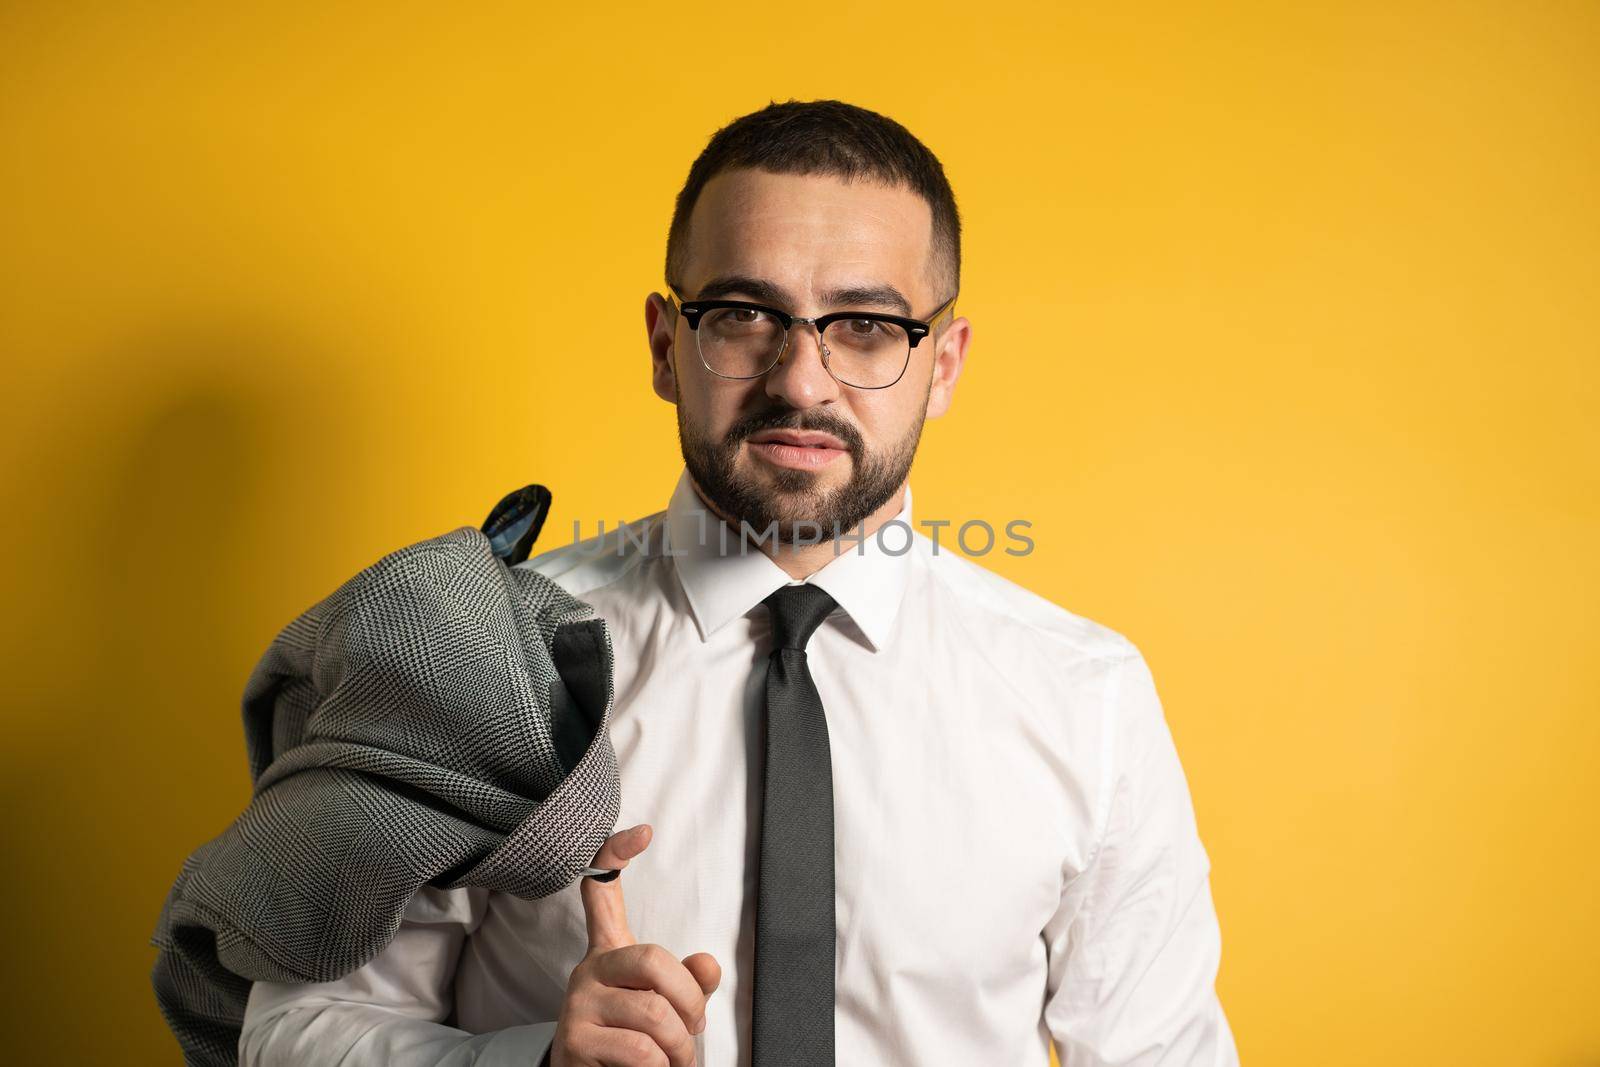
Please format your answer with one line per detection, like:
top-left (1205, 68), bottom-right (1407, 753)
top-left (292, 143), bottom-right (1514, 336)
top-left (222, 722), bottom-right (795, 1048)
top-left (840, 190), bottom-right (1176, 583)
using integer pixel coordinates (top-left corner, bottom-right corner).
top-left (645, 292), bottom-right (678, 403)
top-left (923, 314), bottom-right (971, 419)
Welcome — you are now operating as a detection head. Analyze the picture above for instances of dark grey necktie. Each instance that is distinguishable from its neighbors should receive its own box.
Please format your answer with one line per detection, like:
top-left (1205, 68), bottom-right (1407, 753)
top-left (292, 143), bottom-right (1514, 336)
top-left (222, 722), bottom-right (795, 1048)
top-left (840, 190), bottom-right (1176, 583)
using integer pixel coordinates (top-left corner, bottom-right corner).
top-left (751, 582), bottom-right (839, 1067)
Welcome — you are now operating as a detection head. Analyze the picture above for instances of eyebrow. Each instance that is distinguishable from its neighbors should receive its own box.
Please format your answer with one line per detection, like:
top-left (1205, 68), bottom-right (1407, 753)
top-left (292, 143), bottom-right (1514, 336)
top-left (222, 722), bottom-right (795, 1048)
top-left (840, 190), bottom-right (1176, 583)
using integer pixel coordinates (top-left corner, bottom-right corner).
top-left (821, 284), bottom-right (913, 316)
top-left (694, 275), bottom-right (796, 307)
top-left (692, 275), bottom-right (915, 317)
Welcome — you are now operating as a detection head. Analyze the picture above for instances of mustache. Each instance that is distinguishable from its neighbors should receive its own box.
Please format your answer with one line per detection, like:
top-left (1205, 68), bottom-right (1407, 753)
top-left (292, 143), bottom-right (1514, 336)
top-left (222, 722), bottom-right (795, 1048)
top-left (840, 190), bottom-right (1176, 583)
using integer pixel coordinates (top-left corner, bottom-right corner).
top-left (723, 407), bottom-right (863, 455)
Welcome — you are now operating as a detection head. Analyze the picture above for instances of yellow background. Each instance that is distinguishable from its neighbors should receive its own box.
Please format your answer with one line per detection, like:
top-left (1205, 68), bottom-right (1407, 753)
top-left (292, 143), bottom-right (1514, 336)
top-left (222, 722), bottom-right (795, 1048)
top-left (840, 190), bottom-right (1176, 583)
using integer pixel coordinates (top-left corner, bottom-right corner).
top-left (2, 2), bottom-right (1596, 1064)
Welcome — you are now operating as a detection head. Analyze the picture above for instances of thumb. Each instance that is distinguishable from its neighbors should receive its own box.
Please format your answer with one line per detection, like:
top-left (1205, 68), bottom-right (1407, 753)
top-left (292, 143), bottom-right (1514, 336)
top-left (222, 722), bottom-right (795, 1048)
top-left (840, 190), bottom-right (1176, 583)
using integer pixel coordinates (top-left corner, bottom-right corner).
top-left (580, 823), bottom-right (651, 954)
top-left (682, 951), bottom-right (721, 997)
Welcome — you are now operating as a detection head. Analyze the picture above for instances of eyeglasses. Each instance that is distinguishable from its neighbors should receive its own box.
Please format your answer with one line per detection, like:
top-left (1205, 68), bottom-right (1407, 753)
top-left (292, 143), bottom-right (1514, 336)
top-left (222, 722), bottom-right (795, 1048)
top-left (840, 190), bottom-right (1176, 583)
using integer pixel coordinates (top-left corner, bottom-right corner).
top-left (666, 284), bottom-right (957, 390)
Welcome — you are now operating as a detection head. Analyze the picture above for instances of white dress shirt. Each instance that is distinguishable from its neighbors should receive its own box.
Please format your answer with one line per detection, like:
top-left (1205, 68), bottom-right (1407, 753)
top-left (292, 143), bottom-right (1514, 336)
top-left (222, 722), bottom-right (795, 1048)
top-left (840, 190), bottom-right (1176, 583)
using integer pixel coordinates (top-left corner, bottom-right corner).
top-left (240, 468), bottom-right (1238, 1066)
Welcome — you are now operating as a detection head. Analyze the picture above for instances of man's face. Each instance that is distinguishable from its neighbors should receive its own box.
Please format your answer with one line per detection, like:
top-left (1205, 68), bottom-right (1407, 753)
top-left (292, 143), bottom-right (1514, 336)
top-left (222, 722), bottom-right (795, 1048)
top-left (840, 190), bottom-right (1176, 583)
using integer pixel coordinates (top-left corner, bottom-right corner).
top-left (647, 168), bottom-right (969, 543)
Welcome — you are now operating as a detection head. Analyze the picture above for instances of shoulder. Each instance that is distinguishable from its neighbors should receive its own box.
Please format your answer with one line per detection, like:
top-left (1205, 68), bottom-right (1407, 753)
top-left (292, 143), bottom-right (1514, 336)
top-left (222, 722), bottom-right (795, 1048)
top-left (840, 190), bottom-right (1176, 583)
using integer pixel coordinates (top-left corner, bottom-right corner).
top-left (910, 533), bottom-right (1164, 839)
top-left (911, 530), bottom-right (1140, 669)
top-left (513, 509), bottom-right (668, 600)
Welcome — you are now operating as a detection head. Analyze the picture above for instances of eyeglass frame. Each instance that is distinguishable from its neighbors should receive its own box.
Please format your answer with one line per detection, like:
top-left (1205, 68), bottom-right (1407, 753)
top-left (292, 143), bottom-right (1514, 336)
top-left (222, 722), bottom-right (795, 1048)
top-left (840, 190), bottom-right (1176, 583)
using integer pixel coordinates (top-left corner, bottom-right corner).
top-left (665, 283), bottom-right (958, 390)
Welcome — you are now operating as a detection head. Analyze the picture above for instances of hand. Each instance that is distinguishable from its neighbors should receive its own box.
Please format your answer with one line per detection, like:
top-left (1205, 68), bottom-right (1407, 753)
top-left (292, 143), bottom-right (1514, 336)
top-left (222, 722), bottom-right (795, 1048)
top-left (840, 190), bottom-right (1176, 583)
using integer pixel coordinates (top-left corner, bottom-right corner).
top-left (549, 824), bottom-right (722, 1067)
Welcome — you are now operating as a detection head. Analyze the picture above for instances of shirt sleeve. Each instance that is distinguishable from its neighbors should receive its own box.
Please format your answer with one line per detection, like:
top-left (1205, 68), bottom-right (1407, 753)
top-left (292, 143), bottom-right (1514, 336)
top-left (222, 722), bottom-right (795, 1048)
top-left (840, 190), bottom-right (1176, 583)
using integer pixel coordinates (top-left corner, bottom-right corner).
top-left (238, 884), bottom-right (559, 1067)
top-left (1042, 649), bottom-right (1240, 1066)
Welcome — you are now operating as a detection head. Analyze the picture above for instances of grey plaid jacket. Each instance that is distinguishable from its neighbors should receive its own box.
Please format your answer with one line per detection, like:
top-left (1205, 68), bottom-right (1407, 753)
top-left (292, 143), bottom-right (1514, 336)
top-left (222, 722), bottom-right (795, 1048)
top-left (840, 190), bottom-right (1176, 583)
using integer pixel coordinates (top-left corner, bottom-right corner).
top-left (148, 488), bottom-right (622, 1065)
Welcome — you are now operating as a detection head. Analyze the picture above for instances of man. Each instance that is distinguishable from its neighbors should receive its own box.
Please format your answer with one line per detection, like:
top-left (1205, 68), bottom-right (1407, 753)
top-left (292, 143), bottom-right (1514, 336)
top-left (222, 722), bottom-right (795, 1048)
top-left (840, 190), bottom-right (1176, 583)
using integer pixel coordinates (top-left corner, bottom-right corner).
top-left (239, 99), bottom-right (1237, 1066)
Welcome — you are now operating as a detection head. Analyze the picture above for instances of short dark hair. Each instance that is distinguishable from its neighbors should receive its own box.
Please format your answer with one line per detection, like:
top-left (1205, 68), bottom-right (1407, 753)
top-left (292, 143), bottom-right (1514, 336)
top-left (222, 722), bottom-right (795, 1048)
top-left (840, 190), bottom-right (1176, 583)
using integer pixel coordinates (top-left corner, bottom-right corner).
top-left (665, 99), bottom-right (961, 300)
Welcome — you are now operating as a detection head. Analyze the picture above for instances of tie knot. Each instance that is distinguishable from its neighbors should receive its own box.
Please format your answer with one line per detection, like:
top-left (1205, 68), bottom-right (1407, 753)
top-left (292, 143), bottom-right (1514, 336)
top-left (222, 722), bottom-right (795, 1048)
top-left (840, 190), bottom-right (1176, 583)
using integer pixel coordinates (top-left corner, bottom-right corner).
top-left (763, 583), bottom-right (838, 651)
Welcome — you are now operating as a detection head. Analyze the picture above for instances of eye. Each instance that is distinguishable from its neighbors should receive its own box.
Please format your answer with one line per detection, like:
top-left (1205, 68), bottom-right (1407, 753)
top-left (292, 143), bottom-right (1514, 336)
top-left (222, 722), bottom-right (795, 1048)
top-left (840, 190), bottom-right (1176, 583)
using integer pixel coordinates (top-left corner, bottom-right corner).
top-left (699, 306), bottom-right (783, 341)
top-left (844, 318), bottom-right (883, 336)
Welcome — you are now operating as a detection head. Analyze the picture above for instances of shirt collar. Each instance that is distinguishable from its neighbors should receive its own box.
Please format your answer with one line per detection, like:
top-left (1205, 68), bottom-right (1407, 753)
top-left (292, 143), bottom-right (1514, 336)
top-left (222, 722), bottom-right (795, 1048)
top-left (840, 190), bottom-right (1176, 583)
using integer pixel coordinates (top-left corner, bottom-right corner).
top-left (664, 467), bottom-right (913, 652)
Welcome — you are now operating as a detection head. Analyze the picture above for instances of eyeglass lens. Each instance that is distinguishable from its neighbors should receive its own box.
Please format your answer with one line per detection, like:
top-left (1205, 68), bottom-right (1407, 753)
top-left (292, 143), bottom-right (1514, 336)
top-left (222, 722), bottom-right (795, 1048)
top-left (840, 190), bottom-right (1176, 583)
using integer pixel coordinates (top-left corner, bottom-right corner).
top-left (695, 307), bottom-right (910, 388)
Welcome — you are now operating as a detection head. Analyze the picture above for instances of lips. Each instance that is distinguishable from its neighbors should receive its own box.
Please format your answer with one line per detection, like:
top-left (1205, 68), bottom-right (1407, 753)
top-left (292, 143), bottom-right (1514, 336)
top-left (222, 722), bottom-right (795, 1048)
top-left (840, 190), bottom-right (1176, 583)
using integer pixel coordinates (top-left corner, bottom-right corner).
top-left (747, 430), bottom-right (847, 450)
top-left (745, 429), bottom-right (850, 472)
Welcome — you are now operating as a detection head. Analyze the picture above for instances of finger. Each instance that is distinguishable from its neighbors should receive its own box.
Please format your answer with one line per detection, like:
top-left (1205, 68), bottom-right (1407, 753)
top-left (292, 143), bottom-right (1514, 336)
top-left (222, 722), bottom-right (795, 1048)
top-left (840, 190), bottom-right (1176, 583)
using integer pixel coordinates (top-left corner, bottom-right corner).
top-left (582, 824), bottom-right (651, 954)
top-left (681, 952), bottom-right (721, 998)
top-left (578, 1023), bottom-right (670, 1067)
top-left (592, 943), bottom-right (708, 1033)
top-left (593, 988), bottom-right (696, 1067)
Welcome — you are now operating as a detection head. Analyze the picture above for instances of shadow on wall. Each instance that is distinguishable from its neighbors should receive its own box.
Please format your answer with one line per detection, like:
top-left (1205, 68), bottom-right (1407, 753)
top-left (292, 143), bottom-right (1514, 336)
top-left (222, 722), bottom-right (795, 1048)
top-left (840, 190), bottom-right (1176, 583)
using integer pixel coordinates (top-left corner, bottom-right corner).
top-left (0, 330), bottom-right (320, 1063)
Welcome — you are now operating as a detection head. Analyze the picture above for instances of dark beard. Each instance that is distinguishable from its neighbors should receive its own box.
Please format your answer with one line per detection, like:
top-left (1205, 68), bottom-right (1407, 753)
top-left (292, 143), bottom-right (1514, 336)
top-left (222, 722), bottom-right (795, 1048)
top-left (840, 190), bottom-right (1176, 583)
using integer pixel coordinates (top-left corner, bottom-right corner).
top-left (678, 400), bottom-right (924, 546)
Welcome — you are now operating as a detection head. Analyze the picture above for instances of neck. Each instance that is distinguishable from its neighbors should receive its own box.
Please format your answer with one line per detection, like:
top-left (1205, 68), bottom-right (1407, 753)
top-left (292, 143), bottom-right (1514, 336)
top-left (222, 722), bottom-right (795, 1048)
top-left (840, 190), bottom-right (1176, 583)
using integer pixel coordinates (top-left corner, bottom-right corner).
top-left (686, 474), bottom-right (907, 580)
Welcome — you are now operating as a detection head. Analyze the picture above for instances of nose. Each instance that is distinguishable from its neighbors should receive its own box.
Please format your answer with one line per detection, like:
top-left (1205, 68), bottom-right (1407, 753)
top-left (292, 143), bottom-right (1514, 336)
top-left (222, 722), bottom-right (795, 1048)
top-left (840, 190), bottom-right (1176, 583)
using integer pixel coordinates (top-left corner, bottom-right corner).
top-left (765, 322), bottom-right (841, 409)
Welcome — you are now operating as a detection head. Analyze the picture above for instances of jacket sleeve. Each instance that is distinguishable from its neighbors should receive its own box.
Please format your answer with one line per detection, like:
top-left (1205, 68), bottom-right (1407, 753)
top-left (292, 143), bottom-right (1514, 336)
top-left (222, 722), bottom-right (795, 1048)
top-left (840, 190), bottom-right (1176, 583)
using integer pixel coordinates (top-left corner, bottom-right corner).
top-left (238, 885), bottom-right (559, 1067)
top-left (1041, 650), bottom-right (1240, 1066)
